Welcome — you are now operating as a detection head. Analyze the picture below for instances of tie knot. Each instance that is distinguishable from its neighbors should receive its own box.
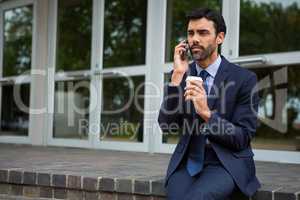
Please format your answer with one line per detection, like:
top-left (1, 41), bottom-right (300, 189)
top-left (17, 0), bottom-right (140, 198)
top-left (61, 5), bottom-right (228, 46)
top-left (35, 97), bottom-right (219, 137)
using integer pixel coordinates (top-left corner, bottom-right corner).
top-left (199, 70), bottom-right (209, 81)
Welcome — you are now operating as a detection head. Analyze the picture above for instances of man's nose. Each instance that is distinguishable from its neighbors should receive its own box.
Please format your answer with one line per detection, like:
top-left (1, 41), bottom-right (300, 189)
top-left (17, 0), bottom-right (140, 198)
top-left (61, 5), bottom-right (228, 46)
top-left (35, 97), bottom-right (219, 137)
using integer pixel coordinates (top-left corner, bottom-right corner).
top-left (191, 35), bottom-right (200, 44)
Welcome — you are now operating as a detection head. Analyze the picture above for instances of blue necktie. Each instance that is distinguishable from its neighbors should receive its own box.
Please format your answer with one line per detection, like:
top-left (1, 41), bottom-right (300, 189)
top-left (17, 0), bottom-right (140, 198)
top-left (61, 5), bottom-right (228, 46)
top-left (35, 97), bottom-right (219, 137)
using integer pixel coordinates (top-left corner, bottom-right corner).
top-left (199, 70), bottom-right (209, 94)
top-left (186, 70), bottom-right (210, 176)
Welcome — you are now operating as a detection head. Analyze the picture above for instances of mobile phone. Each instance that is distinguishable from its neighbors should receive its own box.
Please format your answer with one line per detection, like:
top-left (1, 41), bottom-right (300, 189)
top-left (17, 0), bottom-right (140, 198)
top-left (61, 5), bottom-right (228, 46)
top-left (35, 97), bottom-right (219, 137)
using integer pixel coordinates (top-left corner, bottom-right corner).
top-left (180, 40), bottom-right (190, 60)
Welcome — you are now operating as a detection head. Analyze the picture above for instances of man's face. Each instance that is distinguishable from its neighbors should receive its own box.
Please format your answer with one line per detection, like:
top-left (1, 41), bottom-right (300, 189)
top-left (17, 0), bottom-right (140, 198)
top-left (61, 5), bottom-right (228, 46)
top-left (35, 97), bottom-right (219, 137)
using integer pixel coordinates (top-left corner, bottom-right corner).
top-left (187, 18), bottom-right (223, 61)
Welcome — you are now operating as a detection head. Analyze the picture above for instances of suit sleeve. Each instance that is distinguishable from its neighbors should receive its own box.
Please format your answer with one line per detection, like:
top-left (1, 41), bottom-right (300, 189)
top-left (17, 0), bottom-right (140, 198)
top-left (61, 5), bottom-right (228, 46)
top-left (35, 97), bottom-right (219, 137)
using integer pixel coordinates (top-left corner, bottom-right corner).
top-left (205, 73), bottom-right (259, 151)
top-left (157, 82), bottom-right (184, 132)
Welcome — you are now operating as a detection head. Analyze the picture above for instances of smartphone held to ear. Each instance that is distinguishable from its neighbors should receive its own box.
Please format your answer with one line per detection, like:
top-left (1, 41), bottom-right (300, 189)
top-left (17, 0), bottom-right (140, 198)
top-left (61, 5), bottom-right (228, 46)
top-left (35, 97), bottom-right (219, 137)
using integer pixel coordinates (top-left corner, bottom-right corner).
top-left (180, 40), bottom-right (190, 60)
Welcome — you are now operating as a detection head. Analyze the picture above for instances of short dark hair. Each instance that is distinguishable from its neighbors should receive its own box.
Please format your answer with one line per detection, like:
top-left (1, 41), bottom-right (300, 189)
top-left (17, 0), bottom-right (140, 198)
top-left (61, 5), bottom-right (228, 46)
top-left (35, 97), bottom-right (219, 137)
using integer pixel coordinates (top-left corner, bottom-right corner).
top-left (186, 8), bottom-right (226, 36)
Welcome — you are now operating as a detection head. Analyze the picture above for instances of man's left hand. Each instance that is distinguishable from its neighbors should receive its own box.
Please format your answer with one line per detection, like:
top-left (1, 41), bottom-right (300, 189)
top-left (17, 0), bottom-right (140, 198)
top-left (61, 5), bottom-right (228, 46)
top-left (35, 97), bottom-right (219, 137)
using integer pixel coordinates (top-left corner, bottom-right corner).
top-left (184, 80), bottom-right (211, 122)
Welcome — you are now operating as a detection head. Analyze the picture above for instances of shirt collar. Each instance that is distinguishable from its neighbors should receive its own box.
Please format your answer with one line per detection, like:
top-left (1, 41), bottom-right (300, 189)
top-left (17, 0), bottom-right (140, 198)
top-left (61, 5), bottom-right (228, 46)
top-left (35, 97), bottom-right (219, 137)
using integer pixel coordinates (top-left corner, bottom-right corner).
top-left (195, 55), bottom-right (221, 78)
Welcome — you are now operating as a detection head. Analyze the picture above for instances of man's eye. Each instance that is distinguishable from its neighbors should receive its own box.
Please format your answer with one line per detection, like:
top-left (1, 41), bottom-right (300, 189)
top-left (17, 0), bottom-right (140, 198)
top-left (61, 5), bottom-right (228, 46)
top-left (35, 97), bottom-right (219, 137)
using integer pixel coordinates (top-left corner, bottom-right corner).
top-left (198, 31), bottom-right (210, 35)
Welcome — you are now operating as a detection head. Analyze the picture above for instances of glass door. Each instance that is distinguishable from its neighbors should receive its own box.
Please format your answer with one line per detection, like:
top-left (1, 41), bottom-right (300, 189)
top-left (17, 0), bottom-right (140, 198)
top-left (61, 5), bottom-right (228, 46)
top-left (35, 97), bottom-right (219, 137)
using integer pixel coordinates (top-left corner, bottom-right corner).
top-left (47, 0), bottom-right (92, 147)
top-left (91, 0), bottom-right (148, 152)
top-left (47, 0), bottom-right (149, 151)
top-left (0, 0), bottom-right (34, 144)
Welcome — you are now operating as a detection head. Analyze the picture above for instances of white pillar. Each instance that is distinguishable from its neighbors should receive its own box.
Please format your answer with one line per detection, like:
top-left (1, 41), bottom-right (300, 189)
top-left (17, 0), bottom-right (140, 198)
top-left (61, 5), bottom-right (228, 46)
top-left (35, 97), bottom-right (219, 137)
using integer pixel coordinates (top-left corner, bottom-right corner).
top-left (29, 0), bottom-right (49, 145)
top-left (144, 0), bottom-right (167, 153)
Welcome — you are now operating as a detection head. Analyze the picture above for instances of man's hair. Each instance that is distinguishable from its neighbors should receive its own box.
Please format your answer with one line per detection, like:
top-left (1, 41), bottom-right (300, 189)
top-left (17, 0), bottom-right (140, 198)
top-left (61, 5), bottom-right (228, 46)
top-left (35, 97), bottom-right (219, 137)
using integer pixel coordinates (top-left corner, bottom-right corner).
top-left (186, 8), bottom-right (227, 36)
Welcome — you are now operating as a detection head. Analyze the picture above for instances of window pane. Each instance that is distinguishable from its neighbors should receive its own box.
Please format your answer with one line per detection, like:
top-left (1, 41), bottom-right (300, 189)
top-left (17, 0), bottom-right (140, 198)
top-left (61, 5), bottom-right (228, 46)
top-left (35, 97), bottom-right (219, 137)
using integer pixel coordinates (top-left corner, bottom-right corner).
top-left (165, 0), bottom-right (221, 62)
top-left (3, 6), bottom-right (33, 77)
top-left (56, 0), bottom-right (92, 71)
top-left (100, 76), bottom-right (144, 142)
top-left (103, 0), bottom-right (147, 68)
top-left (0, 84), bottom-right (30, 136)
top-left (240, 0), bottom-right (300, 55)
top-left (53, 80), bottom-right (90, 139)
top-left (251, 66), bottom-right (300, 151)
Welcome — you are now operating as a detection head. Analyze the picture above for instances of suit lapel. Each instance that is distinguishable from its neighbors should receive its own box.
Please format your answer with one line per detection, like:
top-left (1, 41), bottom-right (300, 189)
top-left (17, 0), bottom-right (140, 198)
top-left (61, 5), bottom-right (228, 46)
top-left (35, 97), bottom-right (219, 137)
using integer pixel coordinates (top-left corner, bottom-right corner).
top-left (207, 56), bottom-right (230, 110)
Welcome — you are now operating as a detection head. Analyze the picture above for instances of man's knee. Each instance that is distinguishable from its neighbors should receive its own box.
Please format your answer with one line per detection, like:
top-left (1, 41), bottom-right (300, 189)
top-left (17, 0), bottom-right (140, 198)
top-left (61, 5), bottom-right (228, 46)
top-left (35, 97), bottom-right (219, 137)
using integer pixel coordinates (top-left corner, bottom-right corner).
top-left (184, 189), bottom-right (216, 200)
top-left (166, 167), bottom-right (195, 200)
top-left (183, 181), bottom-right (235, 200)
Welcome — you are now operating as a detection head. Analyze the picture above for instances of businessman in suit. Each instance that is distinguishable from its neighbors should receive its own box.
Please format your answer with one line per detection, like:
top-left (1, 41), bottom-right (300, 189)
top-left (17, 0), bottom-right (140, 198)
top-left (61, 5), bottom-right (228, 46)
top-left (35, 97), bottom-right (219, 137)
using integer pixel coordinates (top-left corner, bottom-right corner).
top-left (158, 8), bottom-right (261, 200)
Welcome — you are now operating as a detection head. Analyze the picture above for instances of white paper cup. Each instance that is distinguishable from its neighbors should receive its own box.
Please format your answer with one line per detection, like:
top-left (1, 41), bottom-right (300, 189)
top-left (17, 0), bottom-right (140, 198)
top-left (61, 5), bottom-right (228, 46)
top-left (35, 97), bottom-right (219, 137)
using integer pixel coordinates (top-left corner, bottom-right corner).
top-left (186, 76), bottom-right (203, 82)
top-left (186, 76), bottom-right (203, 87)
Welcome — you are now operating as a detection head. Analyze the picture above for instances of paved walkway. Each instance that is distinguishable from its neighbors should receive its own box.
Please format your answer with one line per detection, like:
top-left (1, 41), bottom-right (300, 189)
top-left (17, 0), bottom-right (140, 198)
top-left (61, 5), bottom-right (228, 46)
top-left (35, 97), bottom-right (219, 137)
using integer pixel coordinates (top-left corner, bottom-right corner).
top-left (0, 144), bottom-right (169, 180)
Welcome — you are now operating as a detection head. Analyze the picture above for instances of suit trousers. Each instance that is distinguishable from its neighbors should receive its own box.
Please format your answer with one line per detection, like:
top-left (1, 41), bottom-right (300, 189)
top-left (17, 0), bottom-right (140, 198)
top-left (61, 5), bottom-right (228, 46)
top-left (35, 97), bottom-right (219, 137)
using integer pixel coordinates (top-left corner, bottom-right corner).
top-left (166, 146), bottom-right (236, 200)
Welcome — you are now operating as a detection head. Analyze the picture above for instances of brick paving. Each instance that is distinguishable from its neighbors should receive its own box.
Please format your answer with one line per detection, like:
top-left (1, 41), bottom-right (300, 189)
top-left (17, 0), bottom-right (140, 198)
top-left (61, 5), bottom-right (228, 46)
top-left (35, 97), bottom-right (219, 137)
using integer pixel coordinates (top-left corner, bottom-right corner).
top-left (0, 144), bottom-right (168, 180)
top-left (0, 144), bottom-right (300, 200)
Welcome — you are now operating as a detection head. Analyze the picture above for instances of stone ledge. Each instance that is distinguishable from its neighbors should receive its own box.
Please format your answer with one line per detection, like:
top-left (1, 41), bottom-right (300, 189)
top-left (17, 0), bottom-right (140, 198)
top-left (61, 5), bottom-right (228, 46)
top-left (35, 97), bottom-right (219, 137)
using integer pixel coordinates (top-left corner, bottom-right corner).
top-left (1, 169), bottom-right (300, 200)
top-left (0, 169), bottom-right (167, 198)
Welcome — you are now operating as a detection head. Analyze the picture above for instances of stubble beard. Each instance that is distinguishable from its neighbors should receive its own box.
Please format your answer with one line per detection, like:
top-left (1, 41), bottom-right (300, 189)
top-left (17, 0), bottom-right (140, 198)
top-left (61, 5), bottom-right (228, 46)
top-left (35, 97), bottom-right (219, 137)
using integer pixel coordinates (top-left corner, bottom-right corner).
top-left (192, 44), bottom-right (216, 62)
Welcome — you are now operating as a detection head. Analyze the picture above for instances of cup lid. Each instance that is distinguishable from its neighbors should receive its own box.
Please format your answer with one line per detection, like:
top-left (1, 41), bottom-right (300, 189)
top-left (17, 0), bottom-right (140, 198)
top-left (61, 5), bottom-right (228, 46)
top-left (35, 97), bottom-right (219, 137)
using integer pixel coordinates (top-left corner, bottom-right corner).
top-left (186, 76), bottom-right (203, 82)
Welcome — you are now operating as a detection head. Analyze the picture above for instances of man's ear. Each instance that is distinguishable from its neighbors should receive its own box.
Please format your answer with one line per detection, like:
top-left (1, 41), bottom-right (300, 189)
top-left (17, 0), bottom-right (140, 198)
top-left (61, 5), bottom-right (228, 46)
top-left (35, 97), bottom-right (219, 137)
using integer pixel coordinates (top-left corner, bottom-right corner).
top-left (216, 32), bottom-right (225, 45)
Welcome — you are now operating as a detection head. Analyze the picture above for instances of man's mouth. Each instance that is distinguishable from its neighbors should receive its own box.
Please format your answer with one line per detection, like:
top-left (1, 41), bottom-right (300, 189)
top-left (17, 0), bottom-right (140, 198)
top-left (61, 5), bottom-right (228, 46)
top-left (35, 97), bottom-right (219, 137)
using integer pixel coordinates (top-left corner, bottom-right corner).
top-left (191, 46), bottom-right (204, 51)
top-left (191, 48), bottom-right (203, 52)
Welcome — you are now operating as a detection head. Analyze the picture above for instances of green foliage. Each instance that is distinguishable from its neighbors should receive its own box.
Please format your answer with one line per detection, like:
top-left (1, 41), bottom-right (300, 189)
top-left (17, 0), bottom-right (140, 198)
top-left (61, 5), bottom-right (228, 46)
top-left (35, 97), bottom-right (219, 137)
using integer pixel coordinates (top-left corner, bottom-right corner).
top-left (103, 0), bottom-right (147, 68)
top-left (56, 0), bottom-right (93, 71)
top-left (3, 6), bottom-right (33, 77)
top-left (240, 0), bottom-right (300, 55)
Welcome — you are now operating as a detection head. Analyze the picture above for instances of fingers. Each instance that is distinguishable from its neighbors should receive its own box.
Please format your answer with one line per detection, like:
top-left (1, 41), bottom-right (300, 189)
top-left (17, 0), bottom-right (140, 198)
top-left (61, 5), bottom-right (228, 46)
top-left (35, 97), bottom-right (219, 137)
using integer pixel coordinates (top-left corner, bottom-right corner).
top-left (175, 47), bottom-right (186, 57)
top-left (184, 89), bottom-right (205, 98)
top-left (185, 92), bottom-right (206, 101)
top-left (174, 41), bottom-right (188, 56)
top-left (184, 85), bottom-right (202, 94)
top-left (187, 80), bottom-right (205, 91)
top-left (188, 80), bottom-right (203, 87)
top-left (176, 40), bottom-right (187, 48)
top-left (175, 47), bottom-right (186, 56)
top-left (184, 85), bottom-right (206, 101)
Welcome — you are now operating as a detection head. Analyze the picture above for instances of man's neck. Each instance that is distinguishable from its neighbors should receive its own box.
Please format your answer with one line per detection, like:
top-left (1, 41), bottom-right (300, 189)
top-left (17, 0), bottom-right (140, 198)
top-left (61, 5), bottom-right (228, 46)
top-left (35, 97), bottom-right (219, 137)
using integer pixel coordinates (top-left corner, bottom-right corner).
top-left (196, 51), bottom-right (219, 69)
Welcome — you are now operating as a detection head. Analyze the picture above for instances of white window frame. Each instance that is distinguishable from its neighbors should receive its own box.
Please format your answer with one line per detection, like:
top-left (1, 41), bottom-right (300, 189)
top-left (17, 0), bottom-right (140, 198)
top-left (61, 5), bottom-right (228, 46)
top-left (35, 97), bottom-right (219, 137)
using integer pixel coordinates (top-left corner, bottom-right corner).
top-left (0, 0), bottom-right (36, 144)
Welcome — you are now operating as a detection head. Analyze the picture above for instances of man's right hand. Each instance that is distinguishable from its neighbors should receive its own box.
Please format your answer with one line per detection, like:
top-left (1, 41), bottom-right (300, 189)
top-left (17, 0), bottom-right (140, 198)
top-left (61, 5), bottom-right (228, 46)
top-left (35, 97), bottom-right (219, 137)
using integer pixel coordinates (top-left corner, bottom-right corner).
top-left (171, 41), bottom-right (189, 86)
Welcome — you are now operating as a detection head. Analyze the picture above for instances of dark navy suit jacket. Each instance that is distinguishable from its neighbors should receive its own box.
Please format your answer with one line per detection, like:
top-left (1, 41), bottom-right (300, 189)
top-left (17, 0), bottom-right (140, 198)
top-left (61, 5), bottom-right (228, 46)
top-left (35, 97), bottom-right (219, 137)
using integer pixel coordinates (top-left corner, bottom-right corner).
top-left (158, 56), bottom-right (261, 197)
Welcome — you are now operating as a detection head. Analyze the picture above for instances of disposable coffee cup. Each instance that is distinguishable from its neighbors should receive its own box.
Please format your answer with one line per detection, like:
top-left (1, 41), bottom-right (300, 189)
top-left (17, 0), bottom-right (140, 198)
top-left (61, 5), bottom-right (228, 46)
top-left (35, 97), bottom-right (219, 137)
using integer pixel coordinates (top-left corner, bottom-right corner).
top-left (186, 76), bottom-right (203, 87)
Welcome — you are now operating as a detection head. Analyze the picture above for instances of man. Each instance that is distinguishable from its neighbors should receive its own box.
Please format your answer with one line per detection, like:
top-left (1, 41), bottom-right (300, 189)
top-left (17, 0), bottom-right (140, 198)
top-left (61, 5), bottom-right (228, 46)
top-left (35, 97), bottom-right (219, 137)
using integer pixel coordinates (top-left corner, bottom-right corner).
top-left (158, 8), bottom-right (261, 200)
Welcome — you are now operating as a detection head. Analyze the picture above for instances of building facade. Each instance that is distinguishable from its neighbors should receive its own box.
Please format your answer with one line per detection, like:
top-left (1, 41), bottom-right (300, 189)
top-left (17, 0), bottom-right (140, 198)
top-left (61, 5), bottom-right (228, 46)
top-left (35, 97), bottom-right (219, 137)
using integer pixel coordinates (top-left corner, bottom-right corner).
top-left (0, 0), bottom-right (300, 163)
